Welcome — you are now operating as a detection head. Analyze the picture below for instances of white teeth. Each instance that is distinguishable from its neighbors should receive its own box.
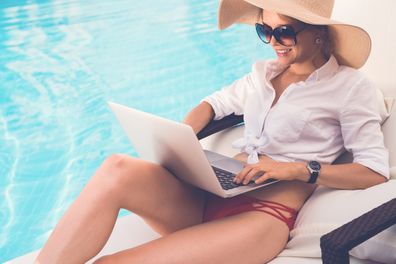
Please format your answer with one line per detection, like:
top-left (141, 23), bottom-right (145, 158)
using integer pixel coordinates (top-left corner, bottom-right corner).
top-left (278, 49), bottom-right (291, 54)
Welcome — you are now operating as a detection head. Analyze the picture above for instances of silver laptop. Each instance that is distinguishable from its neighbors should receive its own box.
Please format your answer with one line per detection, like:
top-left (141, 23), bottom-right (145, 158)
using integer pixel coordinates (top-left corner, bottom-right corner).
top-left (108, 102), bottom-right (278, 198)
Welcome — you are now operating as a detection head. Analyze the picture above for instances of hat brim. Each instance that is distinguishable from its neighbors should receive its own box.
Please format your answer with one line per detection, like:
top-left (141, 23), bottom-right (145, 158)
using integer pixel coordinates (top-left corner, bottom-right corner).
top-left (218, 0), bottom-right (371, 69)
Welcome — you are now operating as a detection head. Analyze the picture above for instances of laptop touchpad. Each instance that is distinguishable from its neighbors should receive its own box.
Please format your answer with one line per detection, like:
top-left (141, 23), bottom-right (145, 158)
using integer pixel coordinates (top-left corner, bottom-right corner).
top-left (210, 158), bottom-right (244, 174)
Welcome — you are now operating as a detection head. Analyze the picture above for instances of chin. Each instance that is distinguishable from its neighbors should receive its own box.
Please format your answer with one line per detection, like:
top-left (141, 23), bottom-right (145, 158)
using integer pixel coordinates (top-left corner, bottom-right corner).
top-left (276, 57), bottom-right (294, 66)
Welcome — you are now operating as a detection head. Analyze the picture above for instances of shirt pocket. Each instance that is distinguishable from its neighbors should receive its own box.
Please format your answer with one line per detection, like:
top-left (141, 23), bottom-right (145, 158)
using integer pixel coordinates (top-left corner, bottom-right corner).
top-left (265, 103), bottom-right (311, 143)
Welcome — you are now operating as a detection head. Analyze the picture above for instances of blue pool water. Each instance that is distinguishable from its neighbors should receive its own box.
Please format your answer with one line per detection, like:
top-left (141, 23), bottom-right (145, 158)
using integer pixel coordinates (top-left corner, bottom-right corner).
top-left (0, 0), bottom-right (274, 261)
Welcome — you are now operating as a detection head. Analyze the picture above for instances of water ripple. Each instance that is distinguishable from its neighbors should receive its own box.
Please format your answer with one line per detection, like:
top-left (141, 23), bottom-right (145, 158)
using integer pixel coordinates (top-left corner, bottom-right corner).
top-left (0, 113), bottom-right (20, 249)
top-left (0, 0), bottom-right (273, 261)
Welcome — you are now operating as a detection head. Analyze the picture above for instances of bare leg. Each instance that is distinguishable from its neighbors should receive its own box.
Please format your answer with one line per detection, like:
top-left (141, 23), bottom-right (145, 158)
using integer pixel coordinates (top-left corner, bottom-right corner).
top-left (94, 210), bottom-right (290, 264)
top-left (35, 154), bottom-right (205, 264)
top-left (91, 153), bottom-right (314, 264)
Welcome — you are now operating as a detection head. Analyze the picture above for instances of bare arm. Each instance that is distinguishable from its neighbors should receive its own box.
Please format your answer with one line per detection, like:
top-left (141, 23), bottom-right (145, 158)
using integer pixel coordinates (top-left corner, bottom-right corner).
top-left (296, 162), bottom-right (387, 189)
top-left (183, 101), bottom-right (215, 134)
top-left (235, 159), bottom-right (387, 190)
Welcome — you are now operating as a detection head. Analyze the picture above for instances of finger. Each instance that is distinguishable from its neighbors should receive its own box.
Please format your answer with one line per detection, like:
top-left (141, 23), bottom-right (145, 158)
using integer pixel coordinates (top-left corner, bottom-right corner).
top-left (234, 168), bottom-right (249, 183)
top-left (255, 172), bottom-right (272, 184)
top-left (242, 168), bottom-right (262, 185)
top-left (234, 166), bottom-right (253, 184)
top-left (244, 163), bottom-right (268, 183)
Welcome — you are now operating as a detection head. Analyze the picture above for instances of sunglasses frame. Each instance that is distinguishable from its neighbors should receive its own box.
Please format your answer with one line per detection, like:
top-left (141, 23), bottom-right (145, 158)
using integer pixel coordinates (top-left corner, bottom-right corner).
top-left (255, 23), bottom-right (308, 47)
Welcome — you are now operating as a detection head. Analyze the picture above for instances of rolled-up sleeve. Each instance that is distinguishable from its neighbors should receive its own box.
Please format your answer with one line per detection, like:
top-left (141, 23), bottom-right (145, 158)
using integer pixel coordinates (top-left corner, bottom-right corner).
top-left (339, 78), bottom-right (390, 178)
top-left (201, 74), bottom-right (254, 120)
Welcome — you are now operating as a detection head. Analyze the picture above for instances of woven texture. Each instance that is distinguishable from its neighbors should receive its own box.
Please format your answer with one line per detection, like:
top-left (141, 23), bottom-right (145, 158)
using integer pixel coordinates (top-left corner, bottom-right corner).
top-left (321, 198), bottom-right (396, 264)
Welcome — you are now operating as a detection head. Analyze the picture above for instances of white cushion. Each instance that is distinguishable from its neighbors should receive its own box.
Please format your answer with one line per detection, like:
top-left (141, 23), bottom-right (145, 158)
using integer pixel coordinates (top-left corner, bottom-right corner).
top-left (376, 88), bottom-right (393, 124)
top-left (390, 167), bottom-right (396, 180)
top-left (279, 180), bottom-right (396, 263)
top-left (381, 93), bottom-right (396, 180)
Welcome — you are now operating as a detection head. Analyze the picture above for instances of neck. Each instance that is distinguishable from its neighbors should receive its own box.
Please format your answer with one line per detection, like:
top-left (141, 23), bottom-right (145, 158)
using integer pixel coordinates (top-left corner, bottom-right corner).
top-left (287, 53), bottom-right (328, 76)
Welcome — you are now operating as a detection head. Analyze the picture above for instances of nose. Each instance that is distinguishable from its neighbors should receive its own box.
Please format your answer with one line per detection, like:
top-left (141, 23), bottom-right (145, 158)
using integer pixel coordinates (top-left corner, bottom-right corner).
top-left (270, 34), bottom-right (286, 49)
top-left (269, 36), bottom-right (278, 47)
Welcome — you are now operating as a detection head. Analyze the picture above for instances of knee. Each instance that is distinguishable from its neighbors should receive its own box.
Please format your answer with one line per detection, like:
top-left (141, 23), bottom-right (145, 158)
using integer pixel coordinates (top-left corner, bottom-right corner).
top-left (95, 154), bottom-right (150, 191)
top-left (101, 153), bottom-right (130, 170)
top-left (94, 154), bottom-right (134, 187)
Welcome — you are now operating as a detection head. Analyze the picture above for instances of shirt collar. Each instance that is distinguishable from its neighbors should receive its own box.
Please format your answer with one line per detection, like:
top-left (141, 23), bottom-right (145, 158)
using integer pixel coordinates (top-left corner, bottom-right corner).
top-left (306, 55), bottom-right (339, 82)
top-left (265, 59), bottom-right (287, 81)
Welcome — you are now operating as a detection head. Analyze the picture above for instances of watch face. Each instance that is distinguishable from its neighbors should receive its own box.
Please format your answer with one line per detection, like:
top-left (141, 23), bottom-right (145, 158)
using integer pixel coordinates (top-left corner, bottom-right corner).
top-left (309, 161), bottom-right (321, 171)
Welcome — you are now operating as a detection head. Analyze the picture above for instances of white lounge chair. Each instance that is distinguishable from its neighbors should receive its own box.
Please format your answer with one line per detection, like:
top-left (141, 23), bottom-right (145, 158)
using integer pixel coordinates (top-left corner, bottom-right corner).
top-left (8, 0), bottom-right (396, 263)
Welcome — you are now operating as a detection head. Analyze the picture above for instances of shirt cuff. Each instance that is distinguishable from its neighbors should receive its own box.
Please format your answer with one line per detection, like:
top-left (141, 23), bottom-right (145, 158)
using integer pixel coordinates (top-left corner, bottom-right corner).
top-left (201, 97), bottom-right (225, 120)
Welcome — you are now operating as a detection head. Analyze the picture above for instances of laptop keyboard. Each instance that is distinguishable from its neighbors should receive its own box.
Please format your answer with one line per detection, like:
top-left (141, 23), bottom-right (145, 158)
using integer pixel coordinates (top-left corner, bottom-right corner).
top-left (212, 166), bottom-right (243, 190)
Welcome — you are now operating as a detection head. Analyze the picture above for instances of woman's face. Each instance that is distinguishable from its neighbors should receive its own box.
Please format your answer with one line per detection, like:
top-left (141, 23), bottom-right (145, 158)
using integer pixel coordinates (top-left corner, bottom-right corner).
top-left (261, 10), bottom-right (321, 66)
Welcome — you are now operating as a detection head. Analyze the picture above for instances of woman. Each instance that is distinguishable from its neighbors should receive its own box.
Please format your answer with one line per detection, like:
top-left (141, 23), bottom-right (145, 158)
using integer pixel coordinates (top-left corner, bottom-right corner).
top-left (35, 0), bottom-right (389, 263)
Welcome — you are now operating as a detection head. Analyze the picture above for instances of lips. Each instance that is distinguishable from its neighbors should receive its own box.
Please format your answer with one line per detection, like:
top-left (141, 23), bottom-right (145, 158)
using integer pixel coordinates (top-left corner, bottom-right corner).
top-left (276, 48), bottom-right (292, 57)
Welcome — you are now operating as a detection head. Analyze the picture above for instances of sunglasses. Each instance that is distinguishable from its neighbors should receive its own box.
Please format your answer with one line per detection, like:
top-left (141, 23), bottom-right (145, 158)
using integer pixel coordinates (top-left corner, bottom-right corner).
top-left (255, 23), bottom-right (307, 47)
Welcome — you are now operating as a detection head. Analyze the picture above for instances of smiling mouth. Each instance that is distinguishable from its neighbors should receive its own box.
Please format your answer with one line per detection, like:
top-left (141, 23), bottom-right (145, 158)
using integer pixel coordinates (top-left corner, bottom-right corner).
top-left (276, 48), bottom-right (292, 56)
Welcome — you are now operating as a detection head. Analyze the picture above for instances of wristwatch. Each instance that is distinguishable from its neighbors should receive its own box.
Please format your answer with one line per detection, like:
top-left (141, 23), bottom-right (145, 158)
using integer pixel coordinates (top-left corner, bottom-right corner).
top-left (306, 160), bottom-right (321, 184)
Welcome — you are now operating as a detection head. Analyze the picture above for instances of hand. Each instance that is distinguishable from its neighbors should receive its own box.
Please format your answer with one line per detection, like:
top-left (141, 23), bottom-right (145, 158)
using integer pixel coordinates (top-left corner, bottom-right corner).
top-left (233, 159), bottom-right (308, 185)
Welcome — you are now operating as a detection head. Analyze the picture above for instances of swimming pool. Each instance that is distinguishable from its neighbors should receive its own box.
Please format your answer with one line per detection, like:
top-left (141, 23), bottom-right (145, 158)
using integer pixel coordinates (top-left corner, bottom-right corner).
top-left (0, 0), bottom-right (274, 261)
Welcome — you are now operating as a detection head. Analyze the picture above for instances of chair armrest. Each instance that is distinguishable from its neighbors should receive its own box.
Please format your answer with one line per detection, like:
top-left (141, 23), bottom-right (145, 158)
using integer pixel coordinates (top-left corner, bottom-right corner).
top-left (196, 114), bottom-right (244, 140)
top-left (320, 198), bottom-right (396, 264)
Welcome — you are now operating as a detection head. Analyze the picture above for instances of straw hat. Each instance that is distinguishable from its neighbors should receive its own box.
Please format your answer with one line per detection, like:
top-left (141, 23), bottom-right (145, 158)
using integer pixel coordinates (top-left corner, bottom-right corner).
top-left (218, 0), bottom-right (371, 69)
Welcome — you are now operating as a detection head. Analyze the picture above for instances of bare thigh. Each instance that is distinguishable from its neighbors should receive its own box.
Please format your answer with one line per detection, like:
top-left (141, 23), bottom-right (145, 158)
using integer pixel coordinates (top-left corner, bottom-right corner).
top-left (96, 154), bottom-right (206, 235)
top-left (94, 154), bottom-right (316, 264)
top-left (95, 210), bottom-right (289, 264)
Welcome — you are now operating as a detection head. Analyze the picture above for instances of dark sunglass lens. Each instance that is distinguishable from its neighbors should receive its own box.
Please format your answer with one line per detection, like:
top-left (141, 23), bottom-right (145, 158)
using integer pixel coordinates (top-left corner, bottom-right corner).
top-left (255, 24), bottom-right (271, 44)
top-left (275, 26), bottom-right (296, 46)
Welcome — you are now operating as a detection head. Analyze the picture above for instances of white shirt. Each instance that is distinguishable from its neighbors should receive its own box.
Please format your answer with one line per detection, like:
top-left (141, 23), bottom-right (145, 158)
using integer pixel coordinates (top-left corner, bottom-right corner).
top-left (203, 55), bottom-right (390, 178)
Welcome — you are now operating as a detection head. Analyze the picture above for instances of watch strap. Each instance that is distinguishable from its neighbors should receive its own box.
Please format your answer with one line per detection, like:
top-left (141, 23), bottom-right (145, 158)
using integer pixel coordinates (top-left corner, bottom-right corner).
top-left (307, 161), bottom-right (321, 184)
top-left (307, 170), bottom-right (319, 184)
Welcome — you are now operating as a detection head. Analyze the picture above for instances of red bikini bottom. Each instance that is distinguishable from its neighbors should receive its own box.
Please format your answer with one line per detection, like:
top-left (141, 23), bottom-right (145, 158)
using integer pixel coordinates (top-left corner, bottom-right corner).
top-left (203, 193), bottom-right (298, 230)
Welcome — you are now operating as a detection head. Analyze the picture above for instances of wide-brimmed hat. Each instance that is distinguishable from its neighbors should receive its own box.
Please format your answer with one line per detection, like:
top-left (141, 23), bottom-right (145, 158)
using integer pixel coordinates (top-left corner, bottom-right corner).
top-left (218, 0), bottom-right (371, 69)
